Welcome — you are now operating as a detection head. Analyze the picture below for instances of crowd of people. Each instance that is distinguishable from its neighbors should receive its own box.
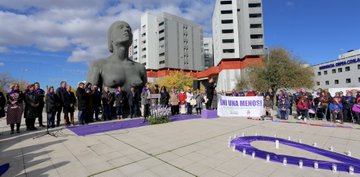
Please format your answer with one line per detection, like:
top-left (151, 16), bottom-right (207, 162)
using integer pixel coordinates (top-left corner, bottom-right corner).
top-left (0, 77), bottom-right (218, 134)
top-left (1, 78), bottom-right (360, 134)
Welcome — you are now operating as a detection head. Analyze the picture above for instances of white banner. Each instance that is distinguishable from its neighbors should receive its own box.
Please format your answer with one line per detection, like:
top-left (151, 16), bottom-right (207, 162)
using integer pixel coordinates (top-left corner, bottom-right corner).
top-left (217, 96), bottom-right (264, 117)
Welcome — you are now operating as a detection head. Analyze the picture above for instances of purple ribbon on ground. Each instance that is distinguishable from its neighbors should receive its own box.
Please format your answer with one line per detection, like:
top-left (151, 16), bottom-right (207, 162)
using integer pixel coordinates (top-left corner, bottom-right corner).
top-left (231, 136), bottom-right (360, 173)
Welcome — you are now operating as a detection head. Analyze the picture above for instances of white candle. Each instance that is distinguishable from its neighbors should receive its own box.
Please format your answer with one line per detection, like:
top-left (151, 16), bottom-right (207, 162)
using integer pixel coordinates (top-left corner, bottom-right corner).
top-left (242, 132), bottom-right (245, 137)
top-left (288, 136), bottom-right (291, 140)
top-left (274, 134), bottom-right (277, 138)
top-left (299, 160), bottom-right (303, 168)
top-left (233, 134), bottom-right (237, 139)
top-left (252, 152), bottom-right (255, 159)
top-left (266, 154), bottom-right (270, 162)
top-left (242, 148), bottom-right (246, 155)
top-left (347, 151), bottom-right (352, 157)
top-left (349, 166), bottom-right (354, 175)
top-left (255, 132), bottom-right (258, 136)
top-left (329, 146), bottom-right (334, 151)
top-left (314, 162), bottom-right (318, 169)
top-left (275, 140), bottom-right (279, 149)
top-left (283, 157), bottom-right (287, 166)
top-left (313, 142), bottom-right (317, 147)
top-left (332, 164), bottom-right (337, 172)
top-left (298, 139), bottom-right (302, 143)
top-left (232, 145), bottom-right (236, 152)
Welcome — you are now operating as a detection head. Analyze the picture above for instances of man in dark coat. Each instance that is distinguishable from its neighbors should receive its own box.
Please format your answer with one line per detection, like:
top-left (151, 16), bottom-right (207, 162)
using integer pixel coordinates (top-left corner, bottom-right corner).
top-left (101, 86), bottom-right (114, 121)
top-left (76, 82), bottom-right (87, 125)
top-left (45, 86), bottom-right (60, 128)
top-left (55, 81), bottom-right (67, 127)
top-left (92, 85), bottom-right (102, 121)
top-left (202, 77), bottom-right (216, 110)
top-left (127, 86), bottom-right (139, 118)
top-left (34, 82), bottom-right (45, 127)
top-left (115, 86), bottom-right (126, 119)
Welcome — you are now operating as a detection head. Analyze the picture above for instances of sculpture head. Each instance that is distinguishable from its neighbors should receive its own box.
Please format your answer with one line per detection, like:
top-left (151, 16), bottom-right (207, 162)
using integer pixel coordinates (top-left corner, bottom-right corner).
top-left (108, 21), bottom-right (133, 53)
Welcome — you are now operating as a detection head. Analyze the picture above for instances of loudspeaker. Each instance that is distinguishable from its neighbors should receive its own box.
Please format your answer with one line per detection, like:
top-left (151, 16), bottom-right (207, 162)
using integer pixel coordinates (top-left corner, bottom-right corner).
top-left (193, 80), bottom-right (200, 90)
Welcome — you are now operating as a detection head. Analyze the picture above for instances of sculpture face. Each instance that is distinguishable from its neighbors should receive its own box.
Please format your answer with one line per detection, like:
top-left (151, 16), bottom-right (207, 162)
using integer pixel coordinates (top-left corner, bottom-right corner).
top-left (108, 21), bottom-right (133, 52)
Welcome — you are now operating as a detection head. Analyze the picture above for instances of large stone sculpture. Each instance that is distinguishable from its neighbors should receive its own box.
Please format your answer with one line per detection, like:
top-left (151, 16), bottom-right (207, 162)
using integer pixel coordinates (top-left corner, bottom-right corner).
top-left (87, 21), bottom-right (147, 92)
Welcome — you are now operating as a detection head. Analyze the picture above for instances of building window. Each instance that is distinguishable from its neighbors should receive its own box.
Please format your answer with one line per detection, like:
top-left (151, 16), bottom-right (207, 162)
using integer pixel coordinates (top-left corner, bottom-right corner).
top-left (221, 19), bottom-right (233, 24)
top-left (338, 68), bottom-right (342, 72)
top-left (159, 52), bottom-right (165, 57)
top-left (249, 13), bottom-right (262, 18)
top-left (345, 66), bottom-right (350, 71)
top-left (222, 39), bottom-right (234, 43)
top-left (141, 33), bottom-right (146, 37)
top-left (159, 22), bottom-right (164, 26)
top-left (358, 64), bottom-right (360, 69)
top-left (250, 34), bottom-right (263, 39)
top-left (134, 57), bottom-right (137, 60)
top-left (324, 70), bottom-right (328, 75)
top-left (159, 37), bottom-right (164, 41)
top-left (220, 1), bottom-right (232, 5)
top-left (142, 40), bottom-right (146, 44)
top-left (221, 10), bottom-right (233, 14)
top-left (332, 69), bottom-right (336, 74)
top-left (249, 3), bottom-right (261, 8)
top-left (142, 55), bottom-right (146, 58)
top-left (325, 81), bottom-right (329, 85)
top-left (250, 24), bottom-right (262, 28)
top-left (346, 78), bottom-right (351, 83)
top-left (317, 72), bottom-right (321, 76)
top-left (251, 45), bottom-right (263, 49)
top-left (335, 80), bottom-right (339, 84)
top-left (316, 82), bottom-right (320, 86)
top-left (159, 29), bottom-right (164, 33)
top-left (134, 45), bottom-right (138, 49)
top-left (222, 29), bottom-right (234, 33)
top-left (204, 43), bottom-right (209, 47)
top-left (223, 49), bottom-right (235, 53)
top-left (358, 77), bottom-right (360, 83)
top-left (142, 48), bottom-right (146, 51)
top-left (159, 60), bottom-right (165, 64)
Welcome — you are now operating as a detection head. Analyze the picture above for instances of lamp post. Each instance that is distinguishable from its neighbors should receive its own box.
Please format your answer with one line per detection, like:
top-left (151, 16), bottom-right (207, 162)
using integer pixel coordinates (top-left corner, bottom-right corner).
top-left (264, 47), bottom-right (270, 88)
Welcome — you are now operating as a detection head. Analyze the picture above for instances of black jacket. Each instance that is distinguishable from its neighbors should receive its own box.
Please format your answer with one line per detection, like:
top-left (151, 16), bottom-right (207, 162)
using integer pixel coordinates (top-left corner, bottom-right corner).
top-left (202, 81), bottom-right (216, 98)
top-left (127, 91), bottom-right (139, 106)
top-left (102, 91), bottom-right (114, 105)
top-left (34, 88), bottom-right (45, 106)
top-left (46, 93), bottom-right (60, 113)
top-left (76, 88), bottom-right (87, 111)
top-left (115, 91), bottom-right (126, 107)
top-left (0, 92), bottom-right (5, 118)
top-left (25, 92), bottom-right (39, 119)
top-left (160, 91), bottom-right (170, 106)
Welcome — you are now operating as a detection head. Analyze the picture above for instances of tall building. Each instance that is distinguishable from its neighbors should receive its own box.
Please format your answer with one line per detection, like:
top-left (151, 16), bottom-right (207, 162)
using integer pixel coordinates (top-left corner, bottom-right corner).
top-left (312, 49), bottom-right (360, 90)
top-left (203, 37), bottom-right (214, 69)
top-left (212, 0), bottom-right (264, 91)
top-left (130, 12), bottom-right (204, 71)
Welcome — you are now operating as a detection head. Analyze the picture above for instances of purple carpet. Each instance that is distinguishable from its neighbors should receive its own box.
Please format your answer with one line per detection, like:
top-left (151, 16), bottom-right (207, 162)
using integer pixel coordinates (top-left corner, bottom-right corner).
top-left (68, 114), bottom-right (201, 136)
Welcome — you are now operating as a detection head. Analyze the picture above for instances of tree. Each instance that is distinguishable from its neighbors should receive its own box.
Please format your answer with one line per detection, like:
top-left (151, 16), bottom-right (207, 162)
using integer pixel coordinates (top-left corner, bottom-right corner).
top-left (155, 71), bottom-right (194, 91)
top-left (0, 73), bottom-right (14, 92)
top-left (246, 48), bottom-right (314, 92)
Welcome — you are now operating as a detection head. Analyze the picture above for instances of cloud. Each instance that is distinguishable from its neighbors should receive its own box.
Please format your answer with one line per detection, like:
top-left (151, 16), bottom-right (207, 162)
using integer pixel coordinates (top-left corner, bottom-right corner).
top-left (0, 0), bottom-right (215, 63)
top-left (0, 62), bottom-right (5, 66)
top-left (285, 1), bottom-right (295, 7)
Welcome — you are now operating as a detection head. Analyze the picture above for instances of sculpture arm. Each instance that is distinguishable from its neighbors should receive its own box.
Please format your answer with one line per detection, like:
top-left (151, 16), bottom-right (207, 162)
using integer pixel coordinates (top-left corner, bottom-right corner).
top-left (87, 61), bottom-right (102, 87)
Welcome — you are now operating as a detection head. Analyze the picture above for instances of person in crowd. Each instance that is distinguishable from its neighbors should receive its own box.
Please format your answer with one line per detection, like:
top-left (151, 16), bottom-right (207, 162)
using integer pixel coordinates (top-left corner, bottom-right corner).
top-left (66, 86), bottom-right (76, 126)
top-left (6, 83), bottom-right (24, 134)
top-left (231, 89), bottom-right (238, 96)
top-left (352, 96), bottom-right (360, 124)
top-left (0, 91), bottom-right (5, 119)
top-left (24, 84), bottom-right (39, 131)
top-left (102, 86), bottom-right (113, 121)
top-left (127, 86), bottom-right (139, 118)
top-left (76, 82), bottom-right (87, 125)
top-left (169, 87), bottom-right (179, 115)
top-left (154, 84), bottom-right (160, 94)
top-left (211, 90), bottom-right (218, 110)
top-left (141, 85), bottom-right (151, 122)
top-left (287, 92), bottom-right (294, 116)
top-left (202, 77), bottom-right (216, 110)
top-left (246, 90), bottom-right (256, 96)
top-left (55, 81), bottom-right (67, 127)
top-left (85, 83), bottom-right (94, 123)
top-left (343, 92), bottom-right (354, 122)
top-left (278, 97), bottom-right (290, 119)
top-left (329, 97), bottom-right (344, 124)
top-left (185, 88), bottom-right (193, 114)
top-left (193, 90), bottom-right (204, 115)
top-left (297, 96), bottom-right (309, 121)
top-left (115, 86), bottom-right (125, 119)
top-left (92, 85), bottom-right (102, 121)
top-left (264, 95), bottom-right (274, 118)
top-left (45, 87), bottom-right (60, 128)
top-left (178, 89), bottom-right (187, 114)
top-left (237, 90), bottom-right (245, 97)
top-left (306, 94), bottom-right (316, 118)
top-left (319, 90), bottom-right (331, 121)
top-left (265, 88), bottom-right (275, 102)
top-left (59, 83), bottom-right (72, 126)
top-left (34, 82), bottom-right (45, 127)
top-left (160, 86), bottom-right (170, 107)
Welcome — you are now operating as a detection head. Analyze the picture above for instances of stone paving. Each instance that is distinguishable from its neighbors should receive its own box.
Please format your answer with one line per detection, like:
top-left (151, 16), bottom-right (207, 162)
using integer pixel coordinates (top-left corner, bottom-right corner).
top-left (1, 113), bottom-right (360, 177)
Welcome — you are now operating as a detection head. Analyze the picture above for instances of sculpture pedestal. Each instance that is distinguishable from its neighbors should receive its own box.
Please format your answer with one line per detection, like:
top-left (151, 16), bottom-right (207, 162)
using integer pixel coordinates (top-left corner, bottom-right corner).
top-left (202, 110), bottom-right (218, 119)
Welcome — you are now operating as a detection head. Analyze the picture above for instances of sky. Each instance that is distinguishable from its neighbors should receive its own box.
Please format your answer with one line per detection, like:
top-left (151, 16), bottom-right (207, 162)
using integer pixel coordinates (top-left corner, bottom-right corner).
top-left (0, 0), bottom-right (359, 89)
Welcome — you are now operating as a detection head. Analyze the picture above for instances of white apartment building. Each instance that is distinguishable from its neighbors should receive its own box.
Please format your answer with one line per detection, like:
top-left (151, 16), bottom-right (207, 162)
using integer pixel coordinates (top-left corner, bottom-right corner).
top-left (212, 0), bottom-right (264, 91)
top-left (130, 12), bottom-right (204, 71)
top-left (312, 50), bottom-right (360, 90)
top-left (203, 37), bottom-right (214, 69)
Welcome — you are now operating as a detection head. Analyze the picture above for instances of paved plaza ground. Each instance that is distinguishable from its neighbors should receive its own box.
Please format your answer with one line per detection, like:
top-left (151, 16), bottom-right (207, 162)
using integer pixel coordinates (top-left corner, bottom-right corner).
top-left (1, 114), bottom-right (360, 177)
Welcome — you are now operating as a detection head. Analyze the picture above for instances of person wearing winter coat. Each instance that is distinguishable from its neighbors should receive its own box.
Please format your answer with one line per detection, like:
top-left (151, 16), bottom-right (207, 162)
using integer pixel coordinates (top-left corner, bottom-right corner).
top-left (192, 90), bottom-right (204, 115)
top-left (330, 97), bottom-right (344, 124)
top-left (76, 82), bottom-right (87, 125)
top-left (278, 97), bottom-right (290, 119)
top-left (24, 84), bottom-right (39, 131)
top-left (6, 83), bottom-right (24, 134)
top-left (101, 86), bottom-right (114, 121)
top-left (343, 92), bottom-right (354, 122)
top-left (45, 87), bottom-right (60, 128)
top-left (141, 85), bottom-right (151, 122)
top-left (115, 86), bottom-right (126, 119)
top-left (264, 95), bottom-right (274, 117)
top-left (159, 86), bottom-right (170, 107)
top-left (169, 87), bottom-right (179, 115)
top-left (185, 88), bottom-right (194, 114)
top-left (0, 91), bottom-right (5, 118)
top-left (296, 96), bottom-right (309, 121)
top-left (34, 82), bottom-right (45, 127)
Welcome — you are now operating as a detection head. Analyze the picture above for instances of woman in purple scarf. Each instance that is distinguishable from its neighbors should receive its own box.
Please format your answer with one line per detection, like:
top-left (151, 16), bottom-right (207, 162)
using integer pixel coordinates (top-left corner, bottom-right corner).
top-left (6, 83), bottom-right (24, 134)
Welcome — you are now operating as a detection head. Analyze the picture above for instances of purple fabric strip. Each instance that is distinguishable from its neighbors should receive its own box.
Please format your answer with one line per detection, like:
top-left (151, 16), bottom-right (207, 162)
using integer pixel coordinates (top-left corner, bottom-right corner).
top-left (231, 136), bottom-right (360, 173)
top-left (68, 114), bottom-right (201, 136)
